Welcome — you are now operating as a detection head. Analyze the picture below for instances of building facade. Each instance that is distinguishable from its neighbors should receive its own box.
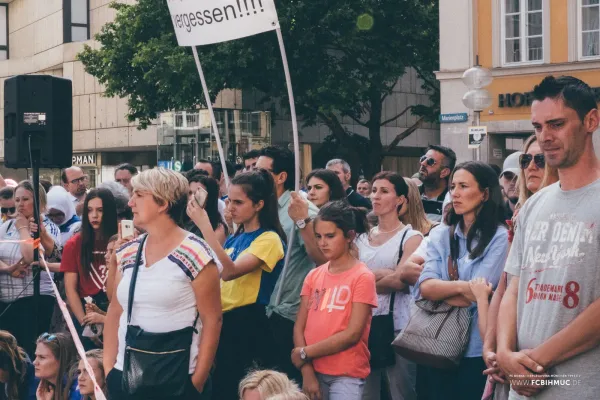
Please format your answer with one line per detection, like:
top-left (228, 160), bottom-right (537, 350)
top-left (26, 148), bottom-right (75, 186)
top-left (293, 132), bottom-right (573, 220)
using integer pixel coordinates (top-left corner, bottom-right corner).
top-left (438, 0), bottom-right (600, 166)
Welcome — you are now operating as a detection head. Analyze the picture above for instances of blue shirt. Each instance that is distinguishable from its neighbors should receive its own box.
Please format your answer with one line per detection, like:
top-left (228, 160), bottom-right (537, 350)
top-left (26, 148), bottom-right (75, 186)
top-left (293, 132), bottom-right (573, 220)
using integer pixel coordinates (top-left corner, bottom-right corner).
top-left (415, 224), bottom-right (509, 358)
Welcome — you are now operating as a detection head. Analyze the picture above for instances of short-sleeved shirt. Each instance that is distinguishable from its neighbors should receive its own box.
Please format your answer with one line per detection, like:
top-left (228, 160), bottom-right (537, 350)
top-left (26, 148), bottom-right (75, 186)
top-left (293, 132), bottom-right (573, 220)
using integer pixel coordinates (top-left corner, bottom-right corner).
top-left (419, 186), bottom-right (448, 222)
top-left (114, 233), bottom-right (215, 373)
top-left (301, 262), bottom-right (377, 379)
top-left (0, 217), bottom-right (61, 302)
top-left (221, 229), bottom-right (285, 313)
top-left (267, 190), bottom-right (319, 321)
top-left (355, 226), bottom-right (423, 331)
top-left (416, 224), bottom-right (509, 357)
top-left (505, 180), bottom-right (600, 400)
top-left (60, 233), bottom-right (108, 298)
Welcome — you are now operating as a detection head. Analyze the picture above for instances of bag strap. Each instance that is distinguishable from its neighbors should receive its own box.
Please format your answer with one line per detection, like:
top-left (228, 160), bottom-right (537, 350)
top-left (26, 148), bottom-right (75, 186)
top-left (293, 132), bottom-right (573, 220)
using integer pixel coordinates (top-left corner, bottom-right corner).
top-left (390, 229), bottom-right (410, 313)
top-left (447, 225), bottom-right (459, 281)
top-left (127, 235), bottom-right (147, 325)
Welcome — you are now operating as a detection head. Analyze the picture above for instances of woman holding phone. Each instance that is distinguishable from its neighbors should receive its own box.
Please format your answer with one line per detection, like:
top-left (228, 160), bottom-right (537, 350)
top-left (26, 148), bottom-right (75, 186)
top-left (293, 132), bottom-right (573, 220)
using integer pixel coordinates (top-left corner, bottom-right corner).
top-left (187, 169), bottom-right (286, 400)
top-left (61, 188), bottom-right (118, 349)
top-left (183, 170), bottom-right (228, 245)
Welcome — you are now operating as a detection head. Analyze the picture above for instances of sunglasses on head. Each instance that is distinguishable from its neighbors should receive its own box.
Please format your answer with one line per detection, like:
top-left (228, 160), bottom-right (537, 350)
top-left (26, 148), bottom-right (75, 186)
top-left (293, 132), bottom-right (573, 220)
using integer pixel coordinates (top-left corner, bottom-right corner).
top-left (1, 207), bottom-right (15, 215)
top-left (419, 155), bottom-right (437, 167)
top-left (39, 332), bottom-right (57, 342)
top-left (519, 153), bottom-right (545, 170)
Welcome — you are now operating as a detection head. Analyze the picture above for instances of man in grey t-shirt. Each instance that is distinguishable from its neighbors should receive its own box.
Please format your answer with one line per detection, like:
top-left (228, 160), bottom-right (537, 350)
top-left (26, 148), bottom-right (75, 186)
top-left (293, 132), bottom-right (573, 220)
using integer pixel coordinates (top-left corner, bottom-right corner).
top-left (497, 76), bottom-right (600, 399)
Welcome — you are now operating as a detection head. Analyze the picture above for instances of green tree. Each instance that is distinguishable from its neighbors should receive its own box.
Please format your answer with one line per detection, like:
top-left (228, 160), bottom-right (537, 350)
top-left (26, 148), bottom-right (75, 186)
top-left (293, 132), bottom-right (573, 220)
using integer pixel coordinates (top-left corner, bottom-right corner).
top-left (78, 0), bottom-right (439, 178)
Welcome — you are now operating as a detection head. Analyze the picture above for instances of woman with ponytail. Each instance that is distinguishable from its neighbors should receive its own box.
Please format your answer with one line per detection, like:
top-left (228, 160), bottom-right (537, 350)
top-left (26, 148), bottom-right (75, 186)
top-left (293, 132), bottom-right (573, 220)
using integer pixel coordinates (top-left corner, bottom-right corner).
top-left (0, 330), bottom-right (35, 400)
top-left (188, 168), bottom-right (286, 400)
top-left (291, 201), bottom-right (377, 400)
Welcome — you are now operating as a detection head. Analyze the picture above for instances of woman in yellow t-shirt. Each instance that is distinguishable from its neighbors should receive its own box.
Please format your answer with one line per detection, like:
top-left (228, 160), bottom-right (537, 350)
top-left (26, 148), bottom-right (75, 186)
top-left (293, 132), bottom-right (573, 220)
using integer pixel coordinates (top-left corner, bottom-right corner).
top-left (188, 168), bottom-right (286, 400)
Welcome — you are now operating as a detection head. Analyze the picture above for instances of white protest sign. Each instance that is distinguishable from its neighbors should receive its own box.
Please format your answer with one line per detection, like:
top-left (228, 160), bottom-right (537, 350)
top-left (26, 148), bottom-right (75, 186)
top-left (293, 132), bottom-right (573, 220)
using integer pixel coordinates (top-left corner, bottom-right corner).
top-left (167, 0), bottom-right (279, 46)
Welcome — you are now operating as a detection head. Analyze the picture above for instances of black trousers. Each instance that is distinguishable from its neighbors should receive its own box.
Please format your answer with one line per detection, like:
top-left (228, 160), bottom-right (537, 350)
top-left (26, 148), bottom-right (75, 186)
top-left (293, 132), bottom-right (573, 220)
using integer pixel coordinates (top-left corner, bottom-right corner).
top-left (107, 368), bottom-right (211, 400)
top-left (425, 357), bottom-right (487, 400)
top-left (267, 312), bottom-right (302, 385)
top-left (0, 295), bottom-right (55, 357)
top-left (211, 303), bottom-right (274, 400)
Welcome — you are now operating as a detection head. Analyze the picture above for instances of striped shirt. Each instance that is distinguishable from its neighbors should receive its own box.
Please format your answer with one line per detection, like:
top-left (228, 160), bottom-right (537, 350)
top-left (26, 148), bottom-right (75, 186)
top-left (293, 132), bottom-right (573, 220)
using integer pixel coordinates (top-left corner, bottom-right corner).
top-left (0, 217), bottom-right (61, 302)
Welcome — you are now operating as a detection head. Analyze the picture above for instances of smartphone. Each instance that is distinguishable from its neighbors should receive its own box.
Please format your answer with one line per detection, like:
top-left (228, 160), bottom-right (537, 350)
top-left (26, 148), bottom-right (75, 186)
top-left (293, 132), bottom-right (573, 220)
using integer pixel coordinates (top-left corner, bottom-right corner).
top-left (194, 187), bottom-right (208, 208)
top-left (121, 219), bottom-right (135, 238)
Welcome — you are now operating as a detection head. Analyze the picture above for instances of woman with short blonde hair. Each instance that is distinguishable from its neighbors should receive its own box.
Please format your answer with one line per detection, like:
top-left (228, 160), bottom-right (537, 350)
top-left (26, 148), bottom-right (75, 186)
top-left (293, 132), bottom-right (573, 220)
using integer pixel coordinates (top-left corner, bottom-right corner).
top-left (238, 370), bottom-right (300, 399)
top-left (104, 168), bottom-right (222, 400)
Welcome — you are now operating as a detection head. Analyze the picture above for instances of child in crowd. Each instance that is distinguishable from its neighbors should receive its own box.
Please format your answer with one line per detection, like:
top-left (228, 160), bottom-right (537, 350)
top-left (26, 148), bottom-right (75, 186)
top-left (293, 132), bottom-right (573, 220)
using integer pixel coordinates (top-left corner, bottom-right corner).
top-left (239, 370), bottom-right (302, 400)
top-left (33, 333), bottom-right (80, 400)
top-left (293, 201), bottom-right (377, 400)
top-left (0, 330), bottom-right (36, 400)
top-left (74, 349), bottom-right (106, 400)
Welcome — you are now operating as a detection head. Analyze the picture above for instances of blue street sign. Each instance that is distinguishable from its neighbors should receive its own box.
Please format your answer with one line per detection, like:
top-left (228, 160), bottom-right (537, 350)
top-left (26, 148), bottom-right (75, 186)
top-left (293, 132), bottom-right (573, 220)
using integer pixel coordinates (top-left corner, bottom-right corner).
top-left (158, 160), bottom-right (173, 169)
top-left (439, 113), bottom-right (468, 123)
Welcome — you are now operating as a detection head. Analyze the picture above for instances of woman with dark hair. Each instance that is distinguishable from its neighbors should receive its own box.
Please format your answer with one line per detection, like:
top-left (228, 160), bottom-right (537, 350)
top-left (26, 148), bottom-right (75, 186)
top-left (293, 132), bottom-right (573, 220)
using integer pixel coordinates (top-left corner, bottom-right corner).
top-left (292, 201), bottom-right (377, 400)
top-left (104, 168), bottom-right (221, 400)
top-left (0, 330), bottom-right (36, 400)
top-left (184, 172), bottom-right (228, 244)
top-left (61, 188), bottom-right (118, 348)
top-left (415, 161), bottom-right (509, 400)
top-left (187, 169), bottom-right (286, 400)
top-left (305, 169), bottom-right (347, 208)
top-left (33, 333), bottom-right (79, 400)
top-left (0, 181), bottom-right (60, 357)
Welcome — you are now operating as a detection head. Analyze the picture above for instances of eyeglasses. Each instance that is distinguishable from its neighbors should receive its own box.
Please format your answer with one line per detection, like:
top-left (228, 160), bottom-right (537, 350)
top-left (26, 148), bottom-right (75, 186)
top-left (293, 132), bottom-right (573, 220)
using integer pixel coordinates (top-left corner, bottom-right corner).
top-left (419, 156), bottom-right (437, 167)
top-left (519, 153), bottom-right (545, 170)
top-left (1, 207), bottom-right (15, 215)
top-left (39, 333), bottom-right (57, 342)
top-left (70, 175), bottom-right (89, 185)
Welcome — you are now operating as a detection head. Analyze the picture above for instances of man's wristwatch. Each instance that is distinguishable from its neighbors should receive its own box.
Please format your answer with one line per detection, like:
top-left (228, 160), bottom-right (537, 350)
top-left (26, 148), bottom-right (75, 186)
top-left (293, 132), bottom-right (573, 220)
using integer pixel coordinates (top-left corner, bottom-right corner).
top-left (296, 217), bottom-right (312, 230)
top-left (300, 347), bottom-right (309, 361)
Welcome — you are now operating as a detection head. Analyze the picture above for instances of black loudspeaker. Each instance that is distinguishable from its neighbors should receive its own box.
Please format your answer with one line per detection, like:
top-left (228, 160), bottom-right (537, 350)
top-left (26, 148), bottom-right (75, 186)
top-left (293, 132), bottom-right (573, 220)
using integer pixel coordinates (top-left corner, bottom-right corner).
top-left (4, 75), bottom-right (73, 169)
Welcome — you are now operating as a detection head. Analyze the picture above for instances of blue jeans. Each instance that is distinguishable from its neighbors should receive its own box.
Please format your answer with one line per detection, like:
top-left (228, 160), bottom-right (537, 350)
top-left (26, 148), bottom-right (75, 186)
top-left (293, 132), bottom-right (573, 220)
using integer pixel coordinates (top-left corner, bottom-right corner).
top-left (317, 374), bottom-right (365, 400)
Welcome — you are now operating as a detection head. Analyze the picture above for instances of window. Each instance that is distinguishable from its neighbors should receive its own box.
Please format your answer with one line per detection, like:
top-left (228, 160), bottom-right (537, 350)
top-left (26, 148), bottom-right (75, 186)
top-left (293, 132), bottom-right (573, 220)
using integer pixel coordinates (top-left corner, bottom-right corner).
top-left (63, 0), bottom-right (89, 43)
top-left (502, 0), bottom-right (544, 65)
top-left (580, 0), bottom-right (600, 59)
top-left (0, 4), bottom-right (8, 61)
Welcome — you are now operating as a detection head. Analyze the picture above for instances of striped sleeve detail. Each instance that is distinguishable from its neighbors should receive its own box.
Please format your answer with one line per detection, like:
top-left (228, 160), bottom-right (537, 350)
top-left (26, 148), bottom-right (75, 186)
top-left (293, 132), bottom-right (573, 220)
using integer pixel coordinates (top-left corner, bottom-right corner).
top-left (116, 236), bottom-right (145, 273)
top-left (168, 235), bottom-right (214, 281)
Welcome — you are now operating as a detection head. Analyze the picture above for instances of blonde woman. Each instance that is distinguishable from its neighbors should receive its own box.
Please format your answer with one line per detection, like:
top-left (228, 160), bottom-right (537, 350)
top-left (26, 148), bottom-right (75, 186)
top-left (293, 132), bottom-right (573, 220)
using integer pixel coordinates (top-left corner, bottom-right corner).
top-left (103, 168), bottom-right (222, 400)
top-left (74, 349), bottom-right (106, 400)
top-left (239, 370), bottom-right (300, 400)
top-left (517, 135), bottom-right (559, 207)
top-left (266, 391), bottom-right (310, 400)
top-left (400, 178), bottom-right (434, 236)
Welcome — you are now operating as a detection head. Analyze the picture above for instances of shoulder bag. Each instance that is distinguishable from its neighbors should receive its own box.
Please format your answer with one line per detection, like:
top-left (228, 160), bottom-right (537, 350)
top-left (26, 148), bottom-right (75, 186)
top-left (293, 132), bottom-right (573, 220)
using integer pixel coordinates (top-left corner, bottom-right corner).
top-left (367, 229), bottom-right (409, 369)
top-left (122, 235), bottom-right (199, 397)
top-left (392, 225), bottom-right (471, 369)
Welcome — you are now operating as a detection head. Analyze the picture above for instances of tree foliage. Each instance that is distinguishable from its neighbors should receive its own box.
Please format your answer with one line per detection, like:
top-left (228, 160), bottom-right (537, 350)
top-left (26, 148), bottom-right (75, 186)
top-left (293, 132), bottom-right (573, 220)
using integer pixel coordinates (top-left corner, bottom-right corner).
top-left (79, 0), bottom-right (439, 177)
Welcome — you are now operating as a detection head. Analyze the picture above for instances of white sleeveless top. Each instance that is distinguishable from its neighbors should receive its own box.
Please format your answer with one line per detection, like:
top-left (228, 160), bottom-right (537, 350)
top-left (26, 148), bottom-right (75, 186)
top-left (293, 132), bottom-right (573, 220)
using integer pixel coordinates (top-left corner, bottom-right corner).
top-left (355, 226), bottom-right (422, 331)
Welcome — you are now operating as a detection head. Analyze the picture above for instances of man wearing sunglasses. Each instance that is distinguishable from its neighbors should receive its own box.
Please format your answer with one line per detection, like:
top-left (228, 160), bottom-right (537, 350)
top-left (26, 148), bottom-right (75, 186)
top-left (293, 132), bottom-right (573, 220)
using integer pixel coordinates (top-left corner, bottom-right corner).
top-left (417, 145), bottom-right (456, 222)
top-left (499, 151), bottom-right (522, 220)
top-left (0, 186), bottom-right (15, 222)
top-left (61, 166), bottom-right (88, 216)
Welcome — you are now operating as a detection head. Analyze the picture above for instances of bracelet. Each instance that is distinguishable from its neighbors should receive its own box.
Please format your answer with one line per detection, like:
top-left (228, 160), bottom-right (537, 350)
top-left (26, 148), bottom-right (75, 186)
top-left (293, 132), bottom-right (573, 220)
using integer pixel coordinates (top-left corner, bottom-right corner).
top-left (17, 227), bottom-right (29, 232)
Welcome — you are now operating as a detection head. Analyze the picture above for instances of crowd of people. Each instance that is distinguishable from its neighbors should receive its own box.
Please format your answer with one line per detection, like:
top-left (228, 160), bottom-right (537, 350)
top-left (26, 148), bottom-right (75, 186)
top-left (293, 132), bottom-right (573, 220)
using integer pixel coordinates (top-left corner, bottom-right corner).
top-left (0, 74), bottom-right (596, 400)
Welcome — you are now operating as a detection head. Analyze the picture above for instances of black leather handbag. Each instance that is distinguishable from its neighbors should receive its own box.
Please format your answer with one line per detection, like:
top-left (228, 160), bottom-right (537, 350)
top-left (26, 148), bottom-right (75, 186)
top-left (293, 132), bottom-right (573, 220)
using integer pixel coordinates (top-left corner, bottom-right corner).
top-left (368, 230), bottom-right (408, 369)
top-left (122, 235), bottom-right (199, 397)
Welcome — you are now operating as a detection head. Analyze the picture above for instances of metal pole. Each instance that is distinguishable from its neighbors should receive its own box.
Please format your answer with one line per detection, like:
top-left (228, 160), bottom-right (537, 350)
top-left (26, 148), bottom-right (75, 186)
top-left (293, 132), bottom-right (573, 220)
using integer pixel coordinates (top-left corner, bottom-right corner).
top-left (474, 110), bottom-right (481, 161)
top-left (30, 139), bottom-right (41, 336)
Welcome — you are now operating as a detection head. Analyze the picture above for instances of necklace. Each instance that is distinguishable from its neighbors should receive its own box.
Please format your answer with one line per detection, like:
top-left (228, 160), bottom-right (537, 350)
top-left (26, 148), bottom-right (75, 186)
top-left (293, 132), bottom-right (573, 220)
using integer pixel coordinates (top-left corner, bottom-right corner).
top-left (374, 224), bottom-right (403, 235)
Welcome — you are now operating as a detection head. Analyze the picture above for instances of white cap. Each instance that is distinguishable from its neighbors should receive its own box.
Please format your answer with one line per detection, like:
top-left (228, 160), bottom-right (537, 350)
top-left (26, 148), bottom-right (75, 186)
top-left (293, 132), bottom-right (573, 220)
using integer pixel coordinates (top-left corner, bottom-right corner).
top-left (501, 151), bottom-right (522, 177)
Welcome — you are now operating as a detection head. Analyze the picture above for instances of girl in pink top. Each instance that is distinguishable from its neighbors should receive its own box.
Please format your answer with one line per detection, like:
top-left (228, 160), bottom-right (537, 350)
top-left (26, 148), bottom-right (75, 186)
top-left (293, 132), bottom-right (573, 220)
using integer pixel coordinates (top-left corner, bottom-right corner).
top-left (292, 201), bottom-right (378, 400)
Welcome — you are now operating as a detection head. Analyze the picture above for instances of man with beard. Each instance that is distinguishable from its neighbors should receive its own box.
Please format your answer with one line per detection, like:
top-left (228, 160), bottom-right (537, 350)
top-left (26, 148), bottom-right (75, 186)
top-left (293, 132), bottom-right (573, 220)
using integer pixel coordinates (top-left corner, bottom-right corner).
top-left (417, 145), bottom-right (456, 222)
top-left (61, 166), bottom-right (88, 216)
top-left (499, 151), bottom-right (521, 220)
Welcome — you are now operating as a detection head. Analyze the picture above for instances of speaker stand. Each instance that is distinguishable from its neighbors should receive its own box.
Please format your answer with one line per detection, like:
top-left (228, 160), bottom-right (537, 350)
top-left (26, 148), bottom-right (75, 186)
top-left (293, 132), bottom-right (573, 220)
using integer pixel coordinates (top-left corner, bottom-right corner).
top-left (29, 141), bottom-right (42, 336)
